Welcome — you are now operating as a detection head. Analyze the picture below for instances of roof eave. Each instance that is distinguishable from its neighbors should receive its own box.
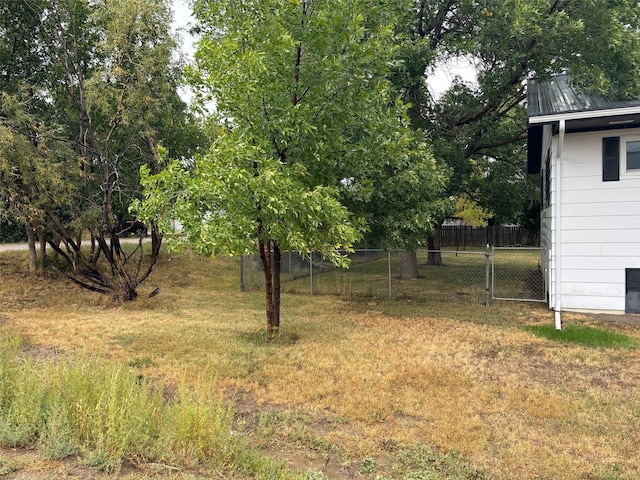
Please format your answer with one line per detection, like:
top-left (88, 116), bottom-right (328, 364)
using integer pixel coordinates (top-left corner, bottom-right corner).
top-left (529, 105), bottom-right (640, 124)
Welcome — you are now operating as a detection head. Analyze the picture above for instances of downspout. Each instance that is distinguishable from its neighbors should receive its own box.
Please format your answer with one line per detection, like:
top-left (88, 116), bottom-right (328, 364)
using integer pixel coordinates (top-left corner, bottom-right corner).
top-left (554, 120), bottom-right (565, 330)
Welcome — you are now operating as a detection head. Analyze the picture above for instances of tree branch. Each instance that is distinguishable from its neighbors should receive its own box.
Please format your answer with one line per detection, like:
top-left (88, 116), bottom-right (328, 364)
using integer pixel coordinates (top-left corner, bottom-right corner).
top-left (466, 129), bottom-right (527, 157)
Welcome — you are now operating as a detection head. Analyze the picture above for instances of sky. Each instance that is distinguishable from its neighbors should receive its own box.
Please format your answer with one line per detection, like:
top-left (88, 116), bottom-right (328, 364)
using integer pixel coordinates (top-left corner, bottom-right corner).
top-left (171, 0), bottom-right (197, 57)
top-left (427, 57), bottom-right (478, 98)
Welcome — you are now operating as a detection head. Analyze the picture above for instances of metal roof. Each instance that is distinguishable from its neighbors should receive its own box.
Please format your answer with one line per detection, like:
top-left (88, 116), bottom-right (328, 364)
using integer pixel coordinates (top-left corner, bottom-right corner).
top-left (527, 74), bottom-right (640, 118)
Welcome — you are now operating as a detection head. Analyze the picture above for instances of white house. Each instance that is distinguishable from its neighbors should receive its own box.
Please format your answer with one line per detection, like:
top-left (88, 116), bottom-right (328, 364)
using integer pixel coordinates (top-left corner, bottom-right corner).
top-left (527, 75), bottom-right (640, 324)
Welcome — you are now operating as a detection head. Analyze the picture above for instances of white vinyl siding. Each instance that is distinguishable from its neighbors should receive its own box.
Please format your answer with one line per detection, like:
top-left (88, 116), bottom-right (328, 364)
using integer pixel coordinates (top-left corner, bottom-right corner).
top-left (553, 128), bottom-right (640, 312)
top-left (562, 229), bottom-right (640, 244)
top-left (561, 202), bottom-right (640, 217)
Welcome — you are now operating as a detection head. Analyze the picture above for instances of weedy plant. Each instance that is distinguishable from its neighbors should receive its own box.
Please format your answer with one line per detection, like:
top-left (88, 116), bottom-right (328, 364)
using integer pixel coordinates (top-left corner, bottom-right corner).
top-left (0, 454), bottom-right (22, 476)
top-left (0, 328), bottom-right (298, 478)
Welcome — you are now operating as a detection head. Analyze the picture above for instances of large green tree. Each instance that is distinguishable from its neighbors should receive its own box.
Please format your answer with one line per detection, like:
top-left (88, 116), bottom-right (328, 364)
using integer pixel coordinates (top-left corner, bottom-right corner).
top-left (391, 0), bottom-right (640, 266)
top-left (138, 0), bottom-right (445, 335)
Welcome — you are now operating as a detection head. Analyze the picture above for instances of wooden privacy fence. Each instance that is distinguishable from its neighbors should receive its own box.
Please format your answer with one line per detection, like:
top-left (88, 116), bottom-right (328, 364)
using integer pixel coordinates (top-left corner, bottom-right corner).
top-left (439, 225), bottom-right (540, 248)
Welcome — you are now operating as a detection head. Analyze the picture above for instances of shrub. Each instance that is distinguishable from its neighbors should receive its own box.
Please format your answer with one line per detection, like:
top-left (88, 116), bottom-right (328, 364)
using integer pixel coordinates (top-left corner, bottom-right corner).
top-left (0, 220), bottom-right (27, 243)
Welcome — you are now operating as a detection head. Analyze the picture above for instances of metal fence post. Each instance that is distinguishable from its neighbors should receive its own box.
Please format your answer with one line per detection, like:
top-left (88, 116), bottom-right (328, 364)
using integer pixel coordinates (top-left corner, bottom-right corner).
top-left (309, 251), bottom-right (314, 295)
top-left (388, 250), bottom-right (392, 299)
top-left (491, 246), bottom-right (496, 301)
top-left (485, 244), bottom-right (490, 306)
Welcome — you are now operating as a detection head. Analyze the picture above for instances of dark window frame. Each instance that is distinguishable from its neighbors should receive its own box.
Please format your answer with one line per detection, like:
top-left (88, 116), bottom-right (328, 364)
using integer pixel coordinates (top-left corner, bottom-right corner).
top-left (603, 136), bottom-right (620, 182)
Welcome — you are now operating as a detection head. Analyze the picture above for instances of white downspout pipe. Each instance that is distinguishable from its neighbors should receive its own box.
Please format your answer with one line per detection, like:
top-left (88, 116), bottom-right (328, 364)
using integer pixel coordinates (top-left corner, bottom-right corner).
top-left (554, 120), bottom-right (565, 330)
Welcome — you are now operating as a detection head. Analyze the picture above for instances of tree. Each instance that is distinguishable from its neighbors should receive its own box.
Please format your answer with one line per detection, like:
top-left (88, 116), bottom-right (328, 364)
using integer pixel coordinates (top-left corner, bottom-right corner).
top-left (390, 0), bottom-right (640, 267)
top-left (138, 0), bottom-right (445, 336)
top-left (0, 92), bottom-right (79, 273)
top-left (335, 124), bottom-right (449, 278)
top-left (0, 0), bottom-right (70, 271)
top-left (1, 0), bottom-right (200, 300)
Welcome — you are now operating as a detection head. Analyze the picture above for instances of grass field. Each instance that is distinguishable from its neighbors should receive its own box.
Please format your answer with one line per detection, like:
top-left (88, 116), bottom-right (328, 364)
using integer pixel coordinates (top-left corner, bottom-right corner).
top-left (1, 247), bottom-right (640, 479)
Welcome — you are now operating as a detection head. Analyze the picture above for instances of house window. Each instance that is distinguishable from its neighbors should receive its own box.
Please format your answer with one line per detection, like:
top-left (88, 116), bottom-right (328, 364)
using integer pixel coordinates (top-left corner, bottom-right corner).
top-left (624, 139), bottom-right (640, 172)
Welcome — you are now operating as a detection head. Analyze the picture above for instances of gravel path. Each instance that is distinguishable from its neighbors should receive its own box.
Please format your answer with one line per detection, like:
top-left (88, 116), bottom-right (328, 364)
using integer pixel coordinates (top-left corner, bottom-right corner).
top-left (0, 243), bottom-right (28, 252)
top-left (0, 237), bottom-right (149, 253)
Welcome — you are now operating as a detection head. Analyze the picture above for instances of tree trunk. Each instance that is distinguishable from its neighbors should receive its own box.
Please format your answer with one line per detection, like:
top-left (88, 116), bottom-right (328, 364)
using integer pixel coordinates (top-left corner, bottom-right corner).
top-left (258, 238), bottom-right (276, 338)
top-left (256, 239), bottom-right (283, 339)
top-left (272, 243), bottom-right (281, 334)
top-left (26, 225), bottom-right (37, 274)
top-left (427, 226), bottom-right (443, 266)
top-left (51, 230), bottom-right (60, 262)
top-left (90, 234), bottom-right (97, 260)
top-left (400, 250), bottom-right (419, 279)
top-left (123, 285), bottom-right (138, 301)
top-left (107, 236), bottom-right (139, 301)
top-left (37, 226), bottom-right (46, 273)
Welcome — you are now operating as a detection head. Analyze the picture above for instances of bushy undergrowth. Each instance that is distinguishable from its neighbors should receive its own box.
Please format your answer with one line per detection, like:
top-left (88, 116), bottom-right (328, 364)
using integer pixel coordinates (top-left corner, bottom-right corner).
top-left (0, 219), bottom-right (27, 243)
top-left (0, 328), bottom-right (296, 478)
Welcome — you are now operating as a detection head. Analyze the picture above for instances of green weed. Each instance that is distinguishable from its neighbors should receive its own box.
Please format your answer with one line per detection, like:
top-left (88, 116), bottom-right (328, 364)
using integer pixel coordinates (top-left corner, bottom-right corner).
top-left (359, 456), bottom-right (376, 474)
top-left (0, 454), bottom-right (22, 475)
top-left (388, 444), bottom-right (490, 480)
top-left (304, 470), bottom-right (329, 480)
top-left (128, 356), bottom-right (156, 368)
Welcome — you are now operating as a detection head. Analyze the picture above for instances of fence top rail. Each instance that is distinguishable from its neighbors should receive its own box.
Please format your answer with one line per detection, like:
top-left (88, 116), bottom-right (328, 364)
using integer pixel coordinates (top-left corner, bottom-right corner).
top-left (492, 247), bottom-right (542, 251)
top-left (268, 248), bottom-right (493, 256)
top-left (416, 249), bottom-right (487, 255)
top-left (365, 249), bottom-right (489, 255)
top-left (337, 249), bottom-right (491, 255)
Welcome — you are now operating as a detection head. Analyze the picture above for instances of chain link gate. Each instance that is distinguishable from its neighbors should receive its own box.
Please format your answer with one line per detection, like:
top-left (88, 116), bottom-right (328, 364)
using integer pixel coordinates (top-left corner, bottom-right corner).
top-left (491, 247), bottom-right (546, 302)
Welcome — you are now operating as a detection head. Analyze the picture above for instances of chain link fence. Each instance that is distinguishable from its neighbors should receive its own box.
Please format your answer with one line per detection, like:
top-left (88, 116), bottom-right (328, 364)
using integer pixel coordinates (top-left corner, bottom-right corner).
top-left (239, 247), bottom-right (546, 305)
top-left (491, 247), bottom-right (545, 302)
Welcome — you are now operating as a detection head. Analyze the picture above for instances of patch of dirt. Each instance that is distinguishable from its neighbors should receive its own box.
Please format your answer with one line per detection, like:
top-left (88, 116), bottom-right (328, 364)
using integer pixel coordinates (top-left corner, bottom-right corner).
top-left (229, 389), bottom-right (379, 479)
top-left (589, 312), bottom-right (640, 330)
top-left (0, 446), bottom-right (221, 479)
top-left (0, 447), bottom-right (108, 479)
top-left (24, 345), bottom-right (64, 361)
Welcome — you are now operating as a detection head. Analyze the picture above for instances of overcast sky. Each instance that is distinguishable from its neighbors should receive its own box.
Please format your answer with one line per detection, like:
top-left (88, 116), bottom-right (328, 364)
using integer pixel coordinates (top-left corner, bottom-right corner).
top-left (171, 0), bottom-right (196, 56)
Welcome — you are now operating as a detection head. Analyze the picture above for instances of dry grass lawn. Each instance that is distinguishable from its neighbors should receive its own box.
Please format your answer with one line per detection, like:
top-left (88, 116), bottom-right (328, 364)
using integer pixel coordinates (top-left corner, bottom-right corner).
top-left (1, 248), bottom-right (640, 479)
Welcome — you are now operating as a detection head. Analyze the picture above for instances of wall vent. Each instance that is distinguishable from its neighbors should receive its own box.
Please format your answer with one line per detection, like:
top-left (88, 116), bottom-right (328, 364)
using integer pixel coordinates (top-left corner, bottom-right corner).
top-left (626, 269), bottom-right (640, 314)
